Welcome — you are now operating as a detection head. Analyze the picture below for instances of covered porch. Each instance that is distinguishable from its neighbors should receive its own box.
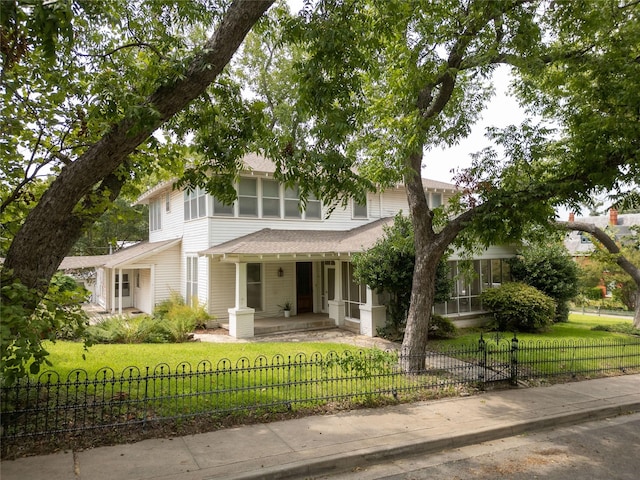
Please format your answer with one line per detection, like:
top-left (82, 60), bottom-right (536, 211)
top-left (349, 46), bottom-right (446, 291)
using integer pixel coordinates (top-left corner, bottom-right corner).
top-left (200, 220), bottom-right (394, 339)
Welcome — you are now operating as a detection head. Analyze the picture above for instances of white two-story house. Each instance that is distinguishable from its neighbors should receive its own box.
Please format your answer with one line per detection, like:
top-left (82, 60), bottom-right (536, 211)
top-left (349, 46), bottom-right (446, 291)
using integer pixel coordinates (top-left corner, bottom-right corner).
top-left (81, 153), bottom-right (515, 337)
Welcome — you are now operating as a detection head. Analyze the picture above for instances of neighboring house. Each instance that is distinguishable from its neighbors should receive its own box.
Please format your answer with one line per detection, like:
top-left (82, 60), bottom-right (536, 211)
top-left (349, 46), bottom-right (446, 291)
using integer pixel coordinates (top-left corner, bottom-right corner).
top-left (564, 209), bottom-right (640, 258)
top-left (63, 154), bottom-right (516, 337)
top-left (564, 208), bottom-right (640, 297)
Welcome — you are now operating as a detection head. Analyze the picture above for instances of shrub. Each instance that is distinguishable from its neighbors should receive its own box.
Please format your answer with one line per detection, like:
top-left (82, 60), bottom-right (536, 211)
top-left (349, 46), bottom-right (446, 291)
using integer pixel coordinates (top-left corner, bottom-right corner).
top-left (508, 244), bottom-right (579, 322)
top-left (428, 314), bottom-right (457, 339)
top-left (85, 315), bottom-right (166, 344)
top-left (592, 323), bottom-right (640, 336)
top-left (154, 293), bottom-right (212, 342)
top-left (481, 282), bottom-right (555, 332)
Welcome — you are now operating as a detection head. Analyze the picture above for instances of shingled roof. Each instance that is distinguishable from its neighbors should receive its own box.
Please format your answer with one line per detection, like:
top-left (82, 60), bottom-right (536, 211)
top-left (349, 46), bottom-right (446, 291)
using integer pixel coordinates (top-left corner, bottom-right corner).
top-left (59, 238), bottom-right (181, 270)
top-left (200, 217), bottom-right (395, 258)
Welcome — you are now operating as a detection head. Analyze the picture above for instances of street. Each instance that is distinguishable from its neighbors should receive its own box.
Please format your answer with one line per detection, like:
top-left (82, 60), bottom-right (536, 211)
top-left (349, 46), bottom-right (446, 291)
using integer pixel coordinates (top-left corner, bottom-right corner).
top-left (317, 412), bottom-right (640, 480)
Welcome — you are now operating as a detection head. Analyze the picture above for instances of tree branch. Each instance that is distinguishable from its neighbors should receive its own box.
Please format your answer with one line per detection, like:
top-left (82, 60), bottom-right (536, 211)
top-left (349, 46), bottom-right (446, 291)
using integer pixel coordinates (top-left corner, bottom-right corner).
top-left (556, 220), bottom-right (640, 286)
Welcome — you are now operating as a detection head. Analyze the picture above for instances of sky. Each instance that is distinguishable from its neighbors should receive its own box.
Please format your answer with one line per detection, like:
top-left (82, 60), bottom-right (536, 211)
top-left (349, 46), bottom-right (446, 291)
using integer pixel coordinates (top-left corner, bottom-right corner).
top-left (421, 66), bottom-right (523, 185)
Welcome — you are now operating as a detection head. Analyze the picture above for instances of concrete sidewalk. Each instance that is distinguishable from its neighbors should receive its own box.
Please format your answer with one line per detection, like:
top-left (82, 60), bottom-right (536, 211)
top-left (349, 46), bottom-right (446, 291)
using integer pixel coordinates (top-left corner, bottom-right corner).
top-left (2, 374), bottom-right (639, 480)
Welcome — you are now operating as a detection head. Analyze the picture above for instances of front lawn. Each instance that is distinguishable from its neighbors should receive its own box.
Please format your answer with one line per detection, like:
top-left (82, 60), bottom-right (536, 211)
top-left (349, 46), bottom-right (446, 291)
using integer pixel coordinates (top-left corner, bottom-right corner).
top-left (429, 313), bottom-right (638, 350)
top-left (36, 340), bottom-right (364, 380)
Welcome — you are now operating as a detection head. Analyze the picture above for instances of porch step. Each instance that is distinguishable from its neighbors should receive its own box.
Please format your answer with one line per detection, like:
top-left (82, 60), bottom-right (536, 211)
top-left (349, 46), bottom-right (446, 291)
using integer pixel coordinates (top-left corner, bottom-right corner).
top-left (254, 318), bottom-right (337, 336)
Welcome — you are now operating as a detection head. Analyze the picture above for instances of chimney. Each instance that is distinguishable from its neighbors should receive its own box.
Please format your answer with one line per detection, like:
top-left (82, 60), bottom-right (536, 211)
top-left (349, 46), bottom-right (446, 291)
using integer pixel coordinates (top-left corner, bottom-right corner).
top-left (568, 212), bottom-right (575, 222)
top-left (609, 208), bottom-right (618, 226)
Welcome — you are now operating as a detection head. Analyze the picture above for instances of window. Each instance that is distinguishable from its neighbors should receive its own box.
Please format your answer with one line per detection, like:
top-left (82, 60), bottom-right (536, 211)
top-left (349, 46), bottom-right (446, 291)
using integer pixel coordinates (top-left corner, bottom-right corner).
top-left (247, 263), bottom-right (262, 310)
top-left (212, 195), bottom-right (234, 216)
top-left (353, 199), bottom-right (368, 219)
top-left (285, 185), bottom-right (301, 218)
top-left (341, 262), bottom-right (366, 319)
top-left (430, 193), bottom-right (442, 208)
top-left (261, 179), bottom-right (281, 218)
top-left (165, 192), bottom-right (171, 213)
top-left (239, 178), bottom-right (258, 217)
top-left (580, 233), bottom-right (591, 244)
top-left (150, 199), bottom-right (162, 231)
top-left (305, 192), bottom-right (322, 219)
top-left (184, 188), bottom-right (207, 220)
top-left (115, 273), bottom-right (130, 297)
top-left (186, 257), bottom-right (198, 306)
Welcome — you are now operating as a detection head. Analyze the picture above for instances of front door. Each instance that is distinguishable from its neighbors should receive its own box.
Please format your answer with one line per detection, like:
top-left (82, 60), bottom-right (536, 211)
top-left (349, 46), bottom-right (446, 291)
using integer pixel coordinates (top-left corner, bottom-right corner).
top-left (322, 264), bottom-right (335, 312)
top-left (296, 262), bottom-right (313, 314)
top-left (115, 270), bottom-right (133, 308)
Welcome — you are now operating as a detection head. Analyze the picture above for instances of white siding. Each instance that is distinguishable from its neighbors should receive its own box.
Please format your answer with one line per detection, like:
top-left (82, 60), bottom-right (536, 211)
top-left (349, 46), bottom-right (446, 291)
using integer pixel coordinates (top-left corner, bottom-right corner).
top-left (148, 245), bottom-right (182, 307)
top-left (449, 245), bottom-right (517, 261)
top-left (378, 188), bottom-right (409, 217)
top-left (263, 262), bottom-right (295, 317)
top-left (149, 189), bottom-right (184, 242)
top-left (135, 269), bottom-right (152, 313)
top-left (208, 261), bottom-right (236, 320)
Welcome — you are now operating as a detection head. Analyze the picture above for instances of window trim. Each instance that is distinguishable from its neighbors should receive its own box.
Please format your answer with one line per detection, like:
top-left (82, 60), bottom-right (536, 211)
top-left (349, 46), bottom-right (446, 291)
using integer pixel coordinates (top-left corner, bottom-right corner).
top-left (352, 198), bottom-right (368, 219)
top-left (150, 198), bottom-right (162, 231)
top-left (238, 178), bottom-right (258, 217)
top-left (186, 256), bottom-right (198, 306)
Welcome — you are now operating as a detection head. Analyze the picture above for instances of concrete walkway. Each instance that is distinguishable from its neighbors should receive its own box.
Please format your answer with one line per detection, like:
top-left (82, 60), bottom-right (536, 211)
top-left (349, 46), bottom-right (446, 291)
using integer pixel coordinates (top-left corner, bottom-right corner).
top-left (2, 374), bottom-right (639, 480)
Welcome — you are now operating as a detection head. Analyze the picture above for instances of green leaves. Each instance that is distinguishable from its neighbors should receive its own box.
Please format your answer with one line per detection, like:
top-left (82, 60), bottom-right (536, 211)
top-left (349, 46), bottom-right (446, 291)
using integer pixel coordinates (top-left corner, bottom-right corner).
top-left (0, 271), bottom-right (89, 386)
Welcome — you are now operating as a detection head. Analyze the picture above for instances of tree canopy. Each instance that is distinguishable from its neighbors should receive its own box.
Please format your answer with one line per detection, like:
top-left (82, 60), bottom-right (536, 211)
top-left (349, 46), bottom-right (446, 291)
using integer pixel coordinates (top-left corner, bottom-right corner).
top-left (1, 0), bottom-right (274, 382)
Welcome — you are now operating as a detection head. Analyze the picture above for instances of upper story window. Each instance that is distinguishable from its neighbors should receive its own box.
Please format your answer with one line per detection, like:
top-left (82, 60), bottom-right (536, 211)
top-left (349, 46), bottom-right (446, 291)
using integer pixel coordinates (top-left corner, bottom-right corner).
top-left (239, 178), bottom-right (258, 217)
top-left (211, 195), bottom-right (234, 216)
top-left (285, 185), bottom-right (302, 219)
top-left (261, 179), bottom-right (281, 218)
top-left (178, 177), bottom-right (323, 222)
top-left (305, 192), bottom-right (321, 219)
top-left (165, 192), bottom-right (171, 213)
top-left (150, 198), bottom-right (162, 231)
top-left (353, 198), bottom-right (368, 219)
top-left (184, 188), bottom-right (207, 221)
top-left (429, 192), bottom-right (443, 208)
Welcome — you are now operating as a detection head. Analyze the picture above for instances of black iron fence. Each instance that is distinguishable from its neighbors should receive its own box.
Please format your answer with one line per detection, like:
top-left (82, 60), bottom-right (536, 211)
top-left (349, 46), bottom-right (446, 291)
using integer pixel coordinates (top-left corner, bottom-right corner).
top-left (2, 336), bottom-right (640, 442)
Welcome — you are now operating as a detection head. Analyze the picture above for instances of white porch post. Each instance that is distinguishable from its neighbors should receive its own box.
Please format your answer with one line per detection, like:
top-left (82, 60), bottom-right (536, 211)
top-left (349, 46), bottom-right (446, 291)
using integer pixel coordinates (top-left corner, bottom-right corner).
top-left (118, 267), bottom-right (123, 315)
top-left (329, 260), bottom-right (346, 327)
top-left (110, 269), bottom-right (116, 314)
top-left (228, 262), bottom-right (255, 338)
top-left (150, 264), bottom-right (156, 312)
top-left (359, 286), bottom-right (386, 337)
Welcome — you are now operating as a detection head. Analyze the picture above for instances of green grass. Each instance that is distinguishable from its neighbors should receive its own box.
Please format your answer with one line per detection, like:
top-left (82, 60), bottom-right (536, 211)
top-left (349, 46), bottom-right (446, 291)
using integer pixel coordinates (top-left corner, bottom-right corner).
top-left (428, 313), bottom-right (640, 378)
top-left (26, 341), bottom-right (410, 421)
top-left (428, 313), bottom-right (637, 349)
top-left (36, 340), bottom-right (366, 380)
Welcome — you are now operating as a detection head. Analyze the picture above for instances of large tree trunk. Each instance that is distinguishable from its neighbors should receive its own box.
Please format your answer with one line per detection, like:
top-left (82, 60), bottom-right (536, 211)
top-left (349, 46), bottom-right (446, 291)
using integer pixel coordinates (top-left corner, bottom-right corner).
top-left (1, 1), bottom-right (273, 302)
top-left (400, 151), bottom-right (477, 372)
top-left (401, 152), bottom-right (441, 371)
top-left (557, 220), bottom-right (640, 328)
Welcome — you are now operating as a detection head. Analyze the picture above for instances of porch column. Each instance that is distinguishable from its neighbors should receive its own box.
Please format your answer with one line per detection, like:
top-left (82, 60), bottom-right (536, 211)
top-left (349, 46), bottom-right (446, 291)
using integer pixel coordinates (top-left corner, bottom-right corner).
top-left (359, 286), bottom-right (386, 337)
top-left (110, 269), bottom-right (116, 314)
top-left (118, 267), bottom-right (123, 315)
top-left (228, 262), bottom-right (255, 338)
top-left (150, 264), bottom-right (156, 313)
top-left (329, 260), bottom-right (346, 327)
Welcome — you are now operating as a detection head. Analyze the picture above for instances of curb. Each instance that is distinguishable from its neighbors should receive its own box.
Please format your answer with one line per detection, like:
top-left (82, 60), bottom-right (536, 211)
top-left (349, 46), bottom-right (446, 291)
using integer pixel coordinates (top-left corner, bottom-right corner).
top-left (222, 399), bottom-right (640, 480)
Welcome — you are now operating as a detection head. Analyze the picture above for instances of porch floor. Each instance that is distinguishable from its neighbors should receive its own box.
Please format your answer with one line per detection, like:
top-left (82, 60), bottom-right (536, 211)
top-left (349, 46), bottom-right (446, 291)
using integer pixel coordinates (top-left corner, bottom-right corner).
top-left (221, 312), bottom-right (337, 336)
